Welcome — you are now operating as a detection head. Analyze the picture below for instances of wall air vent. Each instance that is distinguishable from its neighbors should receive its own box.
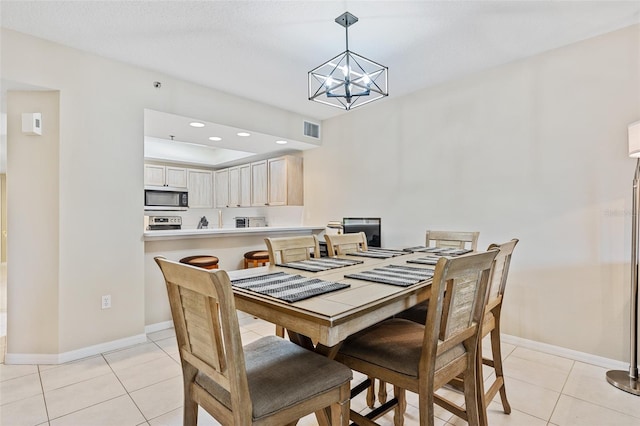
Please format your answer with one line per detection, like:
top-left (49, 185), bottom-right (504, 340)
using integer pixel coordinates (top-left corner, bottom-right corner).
top-left (303, 120), bottom-right (320, 139)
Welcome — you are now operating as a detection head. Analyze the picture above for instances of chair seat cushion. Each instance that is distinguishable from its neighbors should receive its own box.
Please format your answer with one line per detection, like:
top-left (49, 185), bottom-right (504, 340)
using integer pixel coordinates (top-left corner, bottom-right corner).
top-left (179, 255), bottom-right (219, 268)
top-left (244, 250), bottom-right (270, 261)
top-left (338, 318), bottom-right (465, 377)
top-left (394, 301), bottom-right (428, 324)
top-left (195, 335), bottom-right (352, 420)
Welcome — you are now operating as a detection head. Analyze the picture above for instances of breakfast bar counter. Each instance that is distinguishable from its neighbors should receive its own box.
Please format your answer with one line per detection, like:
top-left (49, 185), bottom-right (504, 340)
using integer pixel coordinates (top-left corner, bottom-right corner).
top-left (143, 225), bottom-right (325, 241)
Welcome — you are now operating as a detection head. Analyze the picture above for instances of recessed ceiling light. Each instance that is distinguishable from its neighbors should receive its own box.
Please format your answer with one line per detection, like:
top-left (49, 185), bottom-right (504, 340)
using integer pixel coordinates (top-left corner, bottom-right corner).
top-left (237, 132), bottom-right (251, 137)
top-left (276, 140), bottom-right (288, 145)
top-left (189, 122), bottom-right (205, 128)
top-left (209, 136), bottom-right (222, 141)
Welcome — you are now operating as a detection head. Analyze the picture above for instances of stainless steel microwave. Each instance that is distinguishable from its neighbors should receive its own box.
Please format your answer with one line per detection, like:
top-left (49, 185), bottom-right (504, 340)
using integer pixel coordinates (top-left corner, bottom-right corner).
top-left (144, 187), bottom-right (188, 211)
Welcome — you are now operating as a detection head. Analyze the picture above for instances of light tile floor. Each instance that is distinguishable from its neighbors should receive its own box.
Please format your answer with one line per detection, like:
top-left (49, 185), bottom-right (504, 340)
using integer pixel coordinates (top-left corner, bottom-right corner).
top-left (1, 311), bottom-right (639, 426)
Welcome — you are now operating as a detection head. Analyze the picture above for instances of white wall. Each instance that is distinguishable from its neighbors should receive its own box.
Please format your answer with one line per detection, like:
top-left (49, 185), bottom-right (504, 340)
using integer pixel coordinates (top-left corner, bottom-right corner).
top-left (7, 91), bottom-right (60, 354)
top-left (303, 25), bottom-right (640, 362)
top-left (1, 28), bottom-right (314, 360)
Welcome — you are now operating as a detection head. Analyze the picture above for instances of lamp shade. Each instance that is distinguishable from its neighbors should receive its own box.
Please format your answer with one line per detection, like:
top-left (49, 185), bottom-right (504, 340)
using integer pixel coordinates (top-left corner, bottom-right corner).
top-left (629, 120), bottom-right (640, 158)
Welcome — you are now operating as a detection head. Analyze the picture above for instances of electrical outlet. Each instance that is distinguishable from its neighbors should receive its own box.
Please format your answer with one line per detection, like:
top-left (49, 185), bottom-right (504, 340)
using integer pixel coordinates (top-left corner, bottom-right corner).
top-left (101, 295), bottom-right (111, 309)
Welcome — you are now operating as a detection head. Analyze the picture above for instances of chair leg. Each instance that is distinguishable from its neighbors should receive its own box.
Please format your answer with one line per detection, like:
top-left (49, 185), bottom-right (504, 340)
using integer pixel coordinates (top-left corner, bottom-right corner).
top-left (463, 359), bottom-right (481, 426)
top-left (490, 314), bottom-right (511, 414)
top-left (182, 367), bottom-right (199, 426)
top-left (393, 385), bottom-right (406, 426)
top-left (366, 378), bottom-right (376, 408)
top-left (332, 382), bottom-right (351, 426)
top-left (378, 379), bottom-right (388, 403)
top-left (476, 337), bottom-right (489, 426)
top-left (417, 385), bottom-right (435, 426)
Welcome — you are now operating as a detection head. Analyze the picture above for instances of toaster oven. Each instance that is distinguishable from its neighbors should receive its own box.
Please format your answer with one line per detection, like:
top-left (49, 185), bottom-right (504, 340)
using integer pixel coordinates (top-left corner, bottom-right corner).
top-left (235, 217), bottom-right (266, 228)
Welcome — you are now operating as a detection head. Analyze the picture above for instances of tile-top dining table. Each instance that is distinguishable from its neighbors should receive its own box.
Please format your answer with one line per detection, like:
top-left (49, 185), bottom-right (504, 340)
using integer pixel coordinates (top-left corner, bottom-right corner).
top-left (227, 249), bottom-right (437, 358)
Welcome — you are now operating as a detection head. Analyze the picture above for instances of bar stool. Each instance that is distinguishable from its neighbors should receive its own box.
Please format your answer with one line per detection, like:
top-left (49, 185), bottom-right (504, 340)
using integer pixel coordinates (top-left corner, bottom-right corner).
top-left (179, 255), bottom-right (219, 270)
top-left (243, 250), bottom-right (270, 269)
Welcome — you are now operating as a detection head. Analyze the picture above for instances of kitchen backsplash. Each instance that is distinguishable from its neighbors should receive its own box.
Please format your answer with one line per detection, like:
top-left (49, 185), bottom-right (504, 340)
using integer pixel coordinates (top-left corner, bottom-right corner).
top-left (149, 206), bottom-right (304, 230)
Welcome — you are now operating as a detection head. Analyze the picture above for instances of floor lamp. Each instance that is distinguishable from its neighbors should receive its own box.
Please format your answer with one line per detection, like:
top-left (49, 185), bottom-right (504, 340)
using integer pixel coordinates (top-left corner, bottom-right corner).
top-left (607, 120), bottom-right (640, 396)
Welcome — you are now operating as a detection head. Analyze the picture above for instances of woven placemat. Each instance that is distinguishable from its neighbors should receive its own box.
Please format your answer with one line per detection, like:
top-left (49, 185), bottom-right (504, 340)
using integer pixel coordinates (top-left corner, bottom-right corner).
top-left (276, 257), bottom-right (363, 272)
top-left (344, 264), bottom-right (434, 287)
top-left (404, 246), bottom-right (472, 256)
top-left (406, 256), bottom-right (441, 265)
top-left (346, 247), bottom-right (408, 259)
top-left (231, 272), bottom-right (350, 303)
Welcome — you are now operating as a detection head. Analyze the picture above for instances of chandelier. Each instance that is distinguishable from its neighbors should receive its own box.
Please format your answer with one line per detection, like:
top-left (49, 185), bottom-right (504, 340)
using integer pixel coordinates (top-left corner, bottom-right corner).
top-left (308, 12), bottom-right (389, 111)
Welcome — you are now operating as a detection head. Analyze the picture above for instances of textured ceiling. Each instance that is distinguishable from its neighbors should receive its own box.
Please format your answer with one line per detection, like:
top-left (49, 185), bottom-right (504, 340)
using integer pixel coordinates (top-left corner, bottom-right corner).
top-left (1, 1), bottom-right (639, 121)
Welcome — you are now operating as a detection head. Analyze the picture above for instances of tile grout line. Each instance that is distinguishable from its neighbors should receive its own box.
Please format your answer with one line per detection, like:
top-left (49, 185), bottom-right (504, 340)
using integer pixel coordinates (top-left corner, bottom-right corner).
top-left (37, 364), bottom-right (52, 425)
top-left (100, 352), bottom-right (151, 424)
top-left (557, 366), bottom-right (640, 420)
top-left (548, 359), bottom-right (576, 424)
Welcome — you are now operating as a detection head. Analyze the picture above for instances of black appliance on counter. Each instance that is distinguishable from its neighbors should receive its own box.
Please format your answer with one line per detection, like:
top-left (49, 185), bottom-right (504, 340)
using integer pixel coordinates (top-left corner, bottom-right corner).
top-left (342, 217), bottom-right (381, 247)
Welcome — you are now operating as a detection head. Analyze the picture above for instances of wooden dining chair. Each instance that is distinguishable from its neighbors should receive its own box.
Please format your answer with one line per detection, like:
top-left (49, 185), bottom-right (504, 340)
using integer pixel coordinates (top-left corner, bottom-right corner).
top-left (324, 232), bottom-right (368, 256)
top-left (335, 250), bottom-right (498, 426)
top-left (395, 239), bottom-right (519, 426)
top-left (264, 235), bottom-right (320, 264)
top-left (452, 238), bottom-right (519, 426)
top-left (371, 230), bottom-right (481, 405)
top-left (425, 230), bottom-right (480, 250)
top-left (154, 256), bottom-right (352, 426)
top-left (264, 235), bottom-right (321, 337)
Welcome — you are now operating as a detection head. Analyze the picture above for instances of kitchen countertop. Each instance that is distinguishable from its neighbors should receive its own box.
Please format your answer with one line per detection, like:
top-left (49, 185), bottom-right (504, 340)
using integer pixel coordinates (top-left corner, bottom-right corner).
top-left (143, 225), bottom-right (325, 241)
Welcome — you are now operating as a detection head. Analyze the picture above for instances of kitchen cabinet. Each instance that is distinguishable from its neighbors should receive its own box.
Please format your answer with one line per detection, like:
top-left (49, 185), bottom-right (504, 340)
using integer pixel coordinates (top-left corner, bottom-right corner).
top-left (251, 155), bottom-right (303, 206)
top-left (228, 164), bottom-right (252, 207)
top-left (215, 169), bottom-right (229, 208)
top-left (228, 167), bottom-right (240, 207)
top-left (188, 169), bottom-right (213, 208)
top-left (239, 164), bottom-right (252, 207)
top-left (144, 164), bottom-right (187, 188)
top-left (267, 156), bottom-right (303, 206)
top-left (251, 160), bottom-right (268, 206)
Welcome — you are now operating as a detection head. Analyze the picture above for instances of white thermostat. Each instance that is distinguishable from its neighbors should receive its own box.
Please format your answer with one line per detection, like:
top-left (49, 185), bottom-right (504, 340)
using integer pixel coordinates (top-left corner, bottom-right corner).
top-left (22, 112), bottom-right (42, 136)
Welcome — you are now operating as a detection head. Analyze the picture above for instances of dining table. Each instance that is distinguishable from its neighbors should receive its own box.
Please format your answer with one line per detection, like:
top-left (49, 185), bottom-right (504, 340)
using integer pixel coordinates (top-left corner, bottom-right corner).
top-left (227, 249), bottom-right (437, 356)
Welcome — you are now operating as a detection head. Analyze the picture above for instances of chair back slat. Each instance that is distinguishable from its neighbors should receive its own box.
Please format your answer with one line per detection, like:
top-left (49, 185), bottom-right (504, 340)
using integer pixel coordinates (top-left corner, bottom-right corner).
top-left (325, 232), bottom-right (368, 256)
top-left (486, 239), bottom-right (519, 307)
top-left (441, 274), bottom-right (478, 340)
top-left (265, 235), bottom-right (320, 264)
top-left (426, 230), bottom-right (480, 251)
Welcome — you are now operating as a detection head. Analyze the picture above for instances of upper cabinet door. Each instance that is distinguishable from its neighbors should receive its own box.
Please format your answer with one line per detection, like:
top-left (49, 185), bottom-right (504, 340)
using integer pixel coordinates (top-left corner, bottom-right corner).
top-left (214, 169), bottom-right (229, 208)
top-left (268, 156), bottom-right (303, 206)
top-left (267, 157), bottom-right (287, 206)
top-left (165, 166), bottom-right (187, 188)
top-left (188, 169), bottom-right (213, 208)
top-left (228, 167), bottom-right (240, 208)
top-left (144, 164), bottom-right (166, 186)
top-left (251, 160), bottom-right (268, 206)
top-left (239, 164), bottom-right (252, 207)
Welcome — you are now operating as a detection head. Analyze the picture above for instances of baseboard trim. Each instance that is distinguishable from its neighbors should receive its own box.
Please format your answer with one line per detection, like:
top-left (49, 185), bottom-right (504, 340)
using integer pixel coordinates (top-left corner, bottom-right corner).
top-left (501, 334), bottom-right (628, 370)
top-left (5, 333), bottom-right (147, 365)
top-left (145, 320), bottom-right (173, 334)
top-left (4, 325), bottom-right (628, 370)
